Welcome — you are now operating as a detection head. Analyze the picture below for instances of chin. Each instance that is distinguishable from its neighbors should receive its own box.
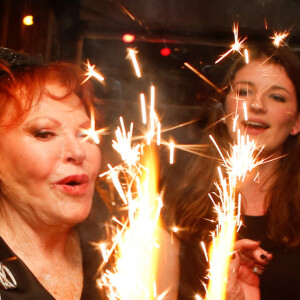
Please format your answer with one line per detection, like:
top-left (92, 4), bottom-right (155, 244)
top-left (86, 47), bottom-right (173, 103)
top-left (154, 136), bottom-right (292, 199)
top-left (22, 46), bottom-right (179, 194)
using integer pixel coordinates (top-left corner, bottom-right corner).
top-left (62, 199), bottom-right (93, 226)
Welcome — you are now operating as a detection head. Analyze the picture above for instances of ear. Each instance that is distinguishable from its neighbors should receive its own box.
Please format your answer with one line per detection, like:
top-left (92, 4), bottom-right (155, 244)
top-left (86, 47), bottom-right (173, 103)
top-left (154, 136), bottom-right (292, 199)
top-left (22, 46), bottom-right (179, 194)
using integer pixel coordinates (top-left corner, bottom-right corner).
top-left (290, 112), bottom-right (300, 135)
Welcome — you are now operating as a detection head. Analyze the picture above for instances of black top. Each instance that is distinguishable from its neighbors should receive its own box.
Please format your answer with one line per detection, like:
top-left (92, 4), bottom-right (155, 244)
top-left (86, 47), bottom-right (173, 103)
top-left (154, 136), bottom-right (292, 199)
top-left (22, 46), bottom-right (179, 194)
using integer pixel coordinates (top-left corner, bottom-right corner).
top-left (239, 215), bottom-right (300, 300)
top-left (0, 234), bottom-right (104, 300)
top-left (178, 215), bottom-right (300, 300)
top-left (0, 193), bottom-right (110, 300)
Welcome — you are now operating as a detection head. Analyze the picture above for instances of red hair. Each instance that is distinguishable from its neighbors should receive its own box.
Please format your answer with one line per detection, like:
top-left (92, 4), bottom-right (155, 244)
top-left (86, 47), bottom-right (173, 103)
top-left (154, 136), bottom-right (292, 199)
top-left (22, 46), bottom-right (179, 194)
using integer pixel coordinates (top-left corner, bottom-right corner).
top-left (0, 61), bottom-right (95, 129)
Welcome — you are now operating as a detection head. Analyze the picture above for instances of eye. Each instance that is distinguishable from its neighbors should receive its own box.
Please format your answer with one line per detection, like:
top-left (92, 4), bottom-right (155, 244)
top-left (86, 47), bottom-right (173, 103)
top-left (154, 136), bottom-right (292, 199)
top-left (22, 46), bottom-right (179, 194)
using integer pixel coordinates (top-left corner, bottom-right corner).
top-left (270, 94), bottom-right (286, 102)
top-left (34, 130), bottom-right (56, 140)
top-left (237, 88), bottom-right (252, 98)
top-left (78, 132), bottom-right (88, 140)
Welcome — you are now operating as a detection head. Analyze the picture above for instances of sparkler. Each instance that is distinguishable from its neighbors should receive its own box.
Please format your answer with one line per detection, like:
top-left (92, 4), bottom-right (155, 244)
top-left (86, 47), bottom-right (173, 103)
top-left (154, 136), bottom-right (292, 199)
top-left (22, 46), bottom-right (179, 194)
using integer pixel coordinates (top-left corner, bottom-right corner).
top-left (97, 75), bottom-right (171, 299)
top-left (204, 131), bottom-right (265, 300)
top-left (270, 31), bottom-right (289, 48)
top-left (215, 23), bottom-right (247, 64)
top-left (98, 120), bottom-right (166, 299)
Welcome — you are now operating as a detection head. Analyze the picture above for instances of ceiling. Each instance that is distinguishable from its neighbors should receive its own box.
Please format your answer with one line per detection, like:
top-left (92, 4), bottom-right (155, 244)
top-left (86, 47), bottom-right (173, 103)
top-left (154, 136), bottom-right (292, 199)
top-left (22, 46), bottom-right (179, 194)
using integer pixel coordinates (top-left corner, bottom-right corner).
top-left (75, 0), bottom-right (300, 109)
top-left (79, 0), bottom-right (300, 47)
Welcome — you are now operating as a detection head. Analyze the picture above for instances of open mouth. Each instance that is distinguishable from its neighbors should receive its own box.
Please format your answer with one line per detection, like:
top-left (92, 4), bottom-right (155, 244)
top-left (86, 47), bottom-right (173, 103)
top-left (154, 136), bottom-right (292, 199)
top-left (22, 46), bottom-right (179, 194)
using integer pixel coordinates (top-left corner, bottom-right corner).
top-left (55, 174), bottom-right (89, 195)
top-left (65, 181), bottom-right (81, 186)
top-left (242, 120), bottom-right (270, 130)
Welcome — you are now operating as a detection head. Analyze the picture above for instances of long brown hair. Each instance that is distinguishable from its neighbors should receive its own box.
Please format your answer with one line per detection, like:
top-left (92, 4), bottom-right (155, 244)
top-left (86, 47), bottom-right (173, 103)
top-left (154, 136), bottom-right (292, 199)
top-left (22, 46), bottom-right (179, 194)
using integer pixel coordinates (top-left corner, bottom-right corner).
top-left (169, 44), bottom-right (300, 247)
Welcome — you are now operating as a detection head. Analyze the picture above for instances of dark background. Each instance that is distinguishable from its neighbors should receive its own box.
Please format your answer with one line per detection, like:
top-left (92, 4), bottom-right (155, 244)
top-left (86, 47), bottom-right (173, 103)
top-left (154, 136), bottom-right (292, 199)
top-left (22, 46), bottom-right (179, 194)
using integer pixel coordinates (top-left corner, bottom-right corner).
top-left (1, 0), bottom-right (300, 166)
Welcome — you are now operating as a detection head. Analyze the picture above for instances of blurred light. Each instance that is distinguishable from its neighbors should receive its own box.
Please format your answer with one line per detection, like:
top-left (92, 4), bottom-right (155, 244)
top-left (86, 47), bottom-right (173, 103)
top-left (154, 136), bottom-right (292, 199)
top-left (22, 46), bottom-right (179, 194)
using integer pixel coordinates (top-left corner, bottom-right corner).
top-left (160, 47), bottom-right (171, 56)
top-left (122, 33), bottom-right (135, 43)
top-left (23, 15), bottom-right (34, 26)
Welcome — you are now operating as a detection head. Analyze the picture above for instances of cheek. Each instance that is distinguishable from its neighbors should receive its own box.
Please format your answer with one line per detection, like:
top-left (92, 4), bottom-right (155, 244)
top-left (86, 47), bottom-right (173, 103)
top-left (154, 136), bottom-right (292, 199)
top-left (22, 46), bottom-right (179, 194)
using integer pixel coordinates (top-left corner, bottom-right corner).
top-left (86, 144), bottom-right (101, 177)
top-left (224, 95), bottom-right (239, 116)
top-left (275, 109), bottom-right (298, 131)
top-left (15, 149), bottom-right (55, 183)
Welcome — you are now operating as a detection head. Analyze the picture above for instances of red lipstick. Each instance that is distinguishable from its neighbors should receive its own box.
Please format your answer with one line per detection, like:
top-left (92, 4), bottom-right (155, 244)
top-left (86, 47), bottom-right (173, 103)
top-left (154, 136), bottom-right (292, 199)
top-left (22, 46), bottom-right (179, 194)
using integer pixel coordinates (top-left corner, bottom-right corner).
top-left (54, 174), bottom-right (89, 195)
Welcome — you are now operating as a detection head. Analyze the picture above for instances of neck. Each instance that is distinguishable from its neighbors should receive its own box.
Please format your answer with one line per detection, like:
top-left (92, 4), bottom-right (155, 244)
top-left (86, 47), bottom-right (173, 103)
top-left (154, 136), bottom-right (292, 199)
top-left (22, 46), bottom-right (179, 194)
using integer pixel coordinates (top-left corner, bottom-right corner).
top-left (0, 202), bottom-right (75, 261)
top-left (238, 156), bottom-right (280, 216)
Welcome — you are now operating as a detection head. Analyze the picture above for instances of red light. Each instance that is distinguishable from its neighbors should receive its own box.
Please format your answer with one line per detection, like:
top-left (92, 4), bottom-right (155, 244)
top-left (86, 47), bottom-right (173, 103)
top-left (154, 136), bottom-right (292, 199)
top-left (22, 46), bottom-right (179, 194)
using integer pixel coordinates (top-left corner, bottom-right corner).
top-left (160, 47), bottom-right (171, 56)
top-left (122, 33), bottom-right (135, 43)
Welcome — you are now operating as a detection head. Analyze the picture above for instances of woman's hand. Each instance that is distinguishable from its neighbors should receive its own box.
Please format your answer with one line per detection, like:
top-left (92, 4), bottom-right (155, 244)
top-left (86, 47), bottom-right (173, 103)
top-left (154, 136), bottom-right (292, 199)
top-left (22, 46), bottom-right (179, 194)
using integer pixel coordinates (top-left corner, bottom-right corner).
top-left (226, 239), bottom-right (272, 300)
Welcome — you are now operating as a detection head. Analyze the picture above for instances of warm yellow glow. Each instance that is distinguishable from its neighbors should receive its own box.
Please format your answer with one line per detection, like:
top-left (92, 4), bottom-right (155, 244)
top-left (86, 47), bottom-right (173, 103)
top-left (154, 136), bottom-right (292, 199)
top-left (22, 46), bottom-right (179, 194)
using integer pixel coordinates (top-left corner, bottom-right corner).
top-left (99, 144), bottom-right (163, 299)
top-left (23, 15), bottom-right (34, 26)
top-left (205, 133), bottom-right (265, 300)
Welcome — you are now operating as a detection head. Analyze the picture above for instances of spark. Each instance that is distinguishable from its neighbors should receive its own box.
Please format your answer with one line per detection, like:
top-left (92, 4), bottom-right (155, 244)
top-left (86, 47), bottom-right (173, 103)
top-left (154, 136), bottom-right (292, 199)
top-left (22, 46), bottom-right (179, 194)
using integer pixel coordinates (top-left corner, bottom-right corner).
top-left (243, 102), bottom-right (248, 121)
top-left (82, 59), bottom-right (104, 84)
top-left (184, 62), bottom-right (221, 92)
top-left (201, 241), bottom-right (208, 262)
top-left (156, 122), bottom-right (161, 146)
top-left (81, 106), bottom-right (107, 144)
top-left (215, 23), bottom-right (247, 64)
top-left (112, 117), bottom-right (141, 168)
top-left (127, 48), bottom-right (142, 78)
top-left (172, 226), bottom-right (179, 233)
top-left (244, 48), bottom-right (249, 64)
top-left (169, 140), bottom-right (175, 164)
top-left (140, 93), bottom-right (147, 124)
top-left (270, 31), bottom-right (289, 48)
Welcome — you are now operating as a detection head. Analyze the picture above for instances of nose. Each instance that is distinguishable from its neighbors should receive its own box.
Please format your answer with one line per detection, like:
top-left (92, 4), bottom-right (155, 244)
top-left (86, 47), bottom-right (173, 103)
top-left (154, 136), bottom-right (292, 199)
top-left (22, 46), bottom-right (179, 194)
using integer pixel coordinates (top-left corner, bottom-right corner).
top-left (248, 92), bottom-right (267, 113)
top-left (63, 134), bottom-right (86, 165)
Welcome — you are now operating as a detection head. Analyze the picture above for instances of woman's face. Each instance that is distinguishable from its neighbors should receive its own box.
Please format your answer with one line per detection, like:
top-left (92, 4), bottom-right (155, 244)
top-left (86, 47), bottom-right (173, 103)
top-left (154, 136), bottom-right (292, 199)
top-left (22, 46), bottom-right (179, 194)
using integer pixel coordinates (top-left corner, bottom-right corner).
top-left (225, 60), bottom-right (300, 154)
top-left (0, 84), bottom-right (101, 227)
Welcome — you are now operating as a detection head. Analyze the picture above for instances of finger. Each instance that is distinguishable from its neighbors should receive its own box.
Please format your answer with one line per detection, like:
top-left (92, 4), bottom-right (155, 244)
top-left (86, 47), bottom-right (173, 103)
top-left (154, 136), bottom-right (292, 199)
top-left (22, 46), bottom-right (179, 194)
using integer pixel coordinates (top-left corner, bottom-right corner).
top-left (234, 239), bottom-right (261, 252)
top-left (227, 252), bottom-right (242, 299)
top-left (253, 248), bottom-right (272, 265)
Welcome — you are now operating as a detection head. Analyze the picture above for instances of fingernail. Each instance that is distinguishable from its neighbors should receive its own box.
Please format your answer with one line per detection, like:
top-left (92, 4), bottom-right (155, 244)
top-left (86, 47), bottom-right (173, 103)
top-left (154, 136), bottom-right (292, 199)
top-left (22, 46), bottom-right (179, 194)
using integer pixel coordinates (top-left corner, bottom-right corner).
top-left (260, 254), bottom-right (269, 262)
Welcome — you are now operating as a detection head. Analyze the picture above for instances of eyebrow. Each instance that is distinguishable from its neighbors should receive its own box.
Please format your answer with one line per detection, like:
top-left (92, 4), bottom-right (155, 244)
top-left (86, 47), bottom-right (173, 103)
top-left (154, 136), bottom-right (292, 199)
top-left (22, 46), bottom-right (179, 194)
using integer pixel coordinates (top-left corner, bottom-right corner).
top-left (24, 117), bottom-right (61, 127)
top-left (232, 81), bottom-right (255, 89)
top-left (269, 85), bottom-right (291, 95)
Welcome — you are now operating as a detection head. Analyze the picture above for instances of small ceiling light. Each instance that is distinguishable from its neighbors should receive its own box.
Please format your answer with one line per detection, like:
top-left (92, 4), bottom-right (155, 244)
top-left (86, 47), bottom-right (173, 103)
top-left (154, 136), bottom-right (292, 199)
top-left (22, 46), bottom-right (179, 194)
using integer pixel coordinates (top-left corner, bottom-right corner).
top-left (23, 15), bottom-right (34, 26)
top-left (122, 33), bottom-right (135, 43)
top-left (160, 47), bottom-right (171, 56)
